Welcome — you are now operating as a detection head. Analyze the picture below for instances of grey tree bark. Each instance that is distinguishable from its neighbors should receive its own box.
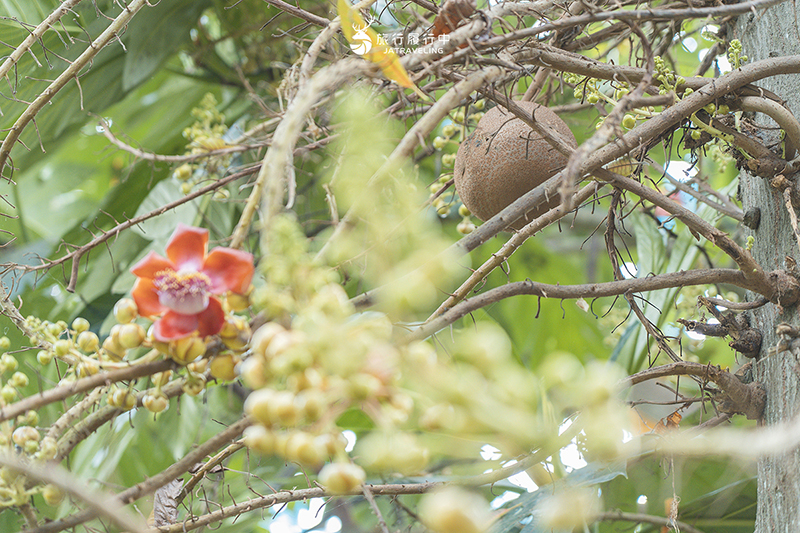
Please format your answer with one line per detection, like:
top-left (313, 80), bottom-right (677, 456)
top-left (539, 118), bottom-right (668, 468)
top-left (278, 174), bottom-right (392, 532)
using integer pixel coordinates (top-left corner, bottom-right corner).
top-left (737, 6), bottom-right (800, 531)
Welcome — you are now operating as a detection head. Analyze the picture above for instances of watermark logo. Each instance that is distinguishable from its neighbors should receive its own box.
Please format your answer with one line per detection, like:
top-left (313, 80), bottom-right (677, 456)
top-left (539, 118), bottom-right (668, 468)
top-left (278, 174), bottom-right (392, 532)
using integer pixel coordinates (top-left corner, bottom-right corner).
top-left (348, 13), bottom-right (448, 57)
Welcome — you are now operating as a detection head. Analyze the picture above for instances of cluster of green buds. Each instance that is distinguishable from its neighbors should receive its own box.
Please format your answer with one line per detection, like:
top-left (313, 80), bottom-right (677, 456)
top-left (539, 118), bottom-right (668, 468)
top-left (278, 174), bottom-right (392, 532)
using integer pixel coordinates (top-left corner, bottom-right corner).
top-left (0, 338), bottom-right (64, 509)
top-left (430, 103), bottom-right (484, 227)
top-left (654, 56), bottom-right (686, 95)
top-left (564, 73), bottom-right (644, 131)
top-left (174, 92), bottom-right (232, 195)
top-left (727, 39), bottom-right (747, 70)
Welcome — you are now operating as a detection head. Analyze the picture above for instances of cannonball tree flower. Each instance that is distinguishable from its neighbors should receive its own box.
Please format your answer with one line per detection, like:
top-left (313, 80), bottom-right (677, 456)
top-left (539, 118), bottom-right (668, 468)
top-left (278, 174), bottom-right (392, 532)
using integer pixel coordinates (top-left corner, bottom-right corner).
top-left (130, 224), bottom-right (255, 342)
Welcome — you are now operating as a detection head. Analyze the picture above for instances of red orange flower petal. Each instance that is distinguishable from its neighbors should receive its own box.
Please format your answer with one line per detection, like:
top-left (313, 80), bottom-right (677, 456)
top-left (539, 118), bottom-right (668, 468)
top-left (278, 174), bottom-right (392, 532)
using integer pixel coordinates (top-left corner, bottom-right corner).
top-left (130, 251), bottom-right (174, 279)
top-left (195, 297), bottom-right (226, 338)
top-left (131, 278), bottom-right (165, 318)
top-left (166, 224), bottom-right (208, 271)
top-left (153, 311), bottom-right (200, 341)
top-left (203, 248), bottom-right (255, 294)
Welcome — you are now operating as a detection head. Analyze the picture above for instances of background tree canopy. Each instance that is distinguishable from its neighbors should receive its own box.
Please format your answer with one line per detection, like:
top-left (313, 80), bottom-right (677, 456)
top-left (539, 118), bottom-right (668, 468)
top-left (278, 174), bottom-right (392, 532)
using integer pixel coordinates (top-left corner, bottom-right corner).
top-left (1, 0), bottom-right (799, 531)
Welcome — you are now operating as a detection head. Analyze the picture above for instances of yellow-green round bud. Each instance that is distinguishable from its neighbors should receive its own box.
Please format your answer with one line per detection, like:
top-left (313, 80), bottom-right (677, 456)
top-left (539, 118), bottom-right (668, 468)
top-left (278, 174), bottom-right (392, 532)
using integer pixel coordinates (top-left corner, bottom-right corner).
top-left (10, 372), bottom-right (28, 388)
top-left (42, 484), bottom-right (64, 506)
top-left (113, 298), bottom-right (138, 324)
top-left (174, 163), bottom-right (193, 181)
top-left (0, 337), bottom-right (9, 350)
top-left (152, 371), bottom-right (172, 387)
top-left (285, 431), bottom-right (326, 467)
top-left (117, 323), bottom-right (145, 349)
top-left (622, 114), bottom-right (636, 129)
top-left (76, 331), bottom-right (100, 353)
top-left (12, 426), bottom-right (40, 447)
top-left (239, 356), bottom-right (267, 389)
top-left (71, 317), bottom-right (90, 334)
top-left (453, 110), bottom-right (465, 123)
top-left (77, 360), bottom-right (99, 378)
top-left (472, 99), bottom-right (485, 110)
top-left (456, 220), bottom-right (476, 234)
top-left (0, 353), bottom-right (18, 372)
top-left (244, 388), bottom-right (276, 425)
top-left (53, 339), bottom-right (72, 358)
top-left (143, 392), bottom-right (169, 413)
top-left (441, 153), bottom-right (456, 167)
top-left (433, 136), bottom-right (447, 150)
top-left (37, 437), bottom-right (57, 461)
top-left (37, 350), bottom-right (53, 366)
top-left (18, 410), bottom-right (38, 427)
top-left (243, 424), bottom-right (276, 455)
top-left (0, 385), bottom-right (16, 403)
top-left (102, 335), bottom-right (126, 362)
top-left (209, 353), bottom-right (238, 381)
top-left (691, 129), bottom-right (702, 140)
top-left (458, 204), bottom-right (471, 217)
top-left (420, 487), bottom-right (492, 533)
top-left (318, 462), bottom-right (366, 494)
top-left (442, 124), bottom-right (457, 138)
top-left (170, 336), bottom-right (206, 365)
top-left (181, 374), bottom-right (207, 396)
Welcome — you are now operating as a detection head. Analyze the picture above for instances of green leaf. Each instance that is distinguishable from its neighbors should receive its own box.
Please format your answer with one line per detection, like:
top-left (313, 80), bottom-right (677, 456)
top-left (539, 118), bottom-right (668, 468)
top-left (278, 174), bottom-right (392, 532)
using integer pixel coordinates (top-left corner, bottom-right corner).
top-left (121, 0), bottom-right (213, 90)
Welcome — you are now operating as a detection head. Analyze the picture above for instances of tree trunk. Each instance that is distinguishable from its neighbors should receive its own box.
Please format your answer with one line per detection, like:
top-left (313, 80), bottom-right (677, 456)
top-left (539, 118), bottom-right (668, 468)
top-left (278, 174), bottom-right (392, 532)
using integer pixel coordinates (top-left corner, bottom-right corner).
top-left (737, 7), bottom-right (800, 531)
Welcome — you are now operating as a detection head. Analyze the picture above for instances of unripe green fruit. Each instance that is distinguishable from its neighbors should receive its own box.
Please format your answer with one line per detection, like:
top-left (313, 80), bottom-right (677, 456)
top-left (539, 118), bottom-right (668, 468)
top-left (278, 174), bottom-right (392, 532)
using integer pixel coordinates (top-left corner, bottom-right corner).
top-left (318, 462), bottom-right (366, 494)
top-left (71, 317), bottom-right (90, 334)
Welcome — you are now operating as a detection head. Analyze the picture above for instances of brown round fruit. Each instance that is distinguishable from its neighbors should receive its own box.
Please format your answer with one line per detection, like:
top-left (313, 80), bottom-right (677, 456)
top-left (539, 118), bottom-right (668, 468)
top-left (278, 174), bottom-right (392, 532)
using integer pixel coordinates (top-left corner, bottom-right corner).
top-left (454, 101), bottom-right (576, 229)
